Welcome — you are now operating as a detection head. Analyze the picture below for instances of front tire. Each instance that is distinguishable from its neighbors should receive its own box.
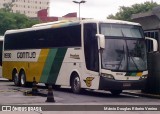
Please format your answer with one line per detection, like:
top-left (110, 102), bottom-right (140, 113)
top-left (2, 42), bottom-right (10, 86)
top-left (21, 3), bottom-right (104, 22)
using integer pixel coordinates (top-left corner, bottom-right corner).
top-left (71, 74), bottom-right (81, 94)
top-left (110, 90), bottom-right (122, 96)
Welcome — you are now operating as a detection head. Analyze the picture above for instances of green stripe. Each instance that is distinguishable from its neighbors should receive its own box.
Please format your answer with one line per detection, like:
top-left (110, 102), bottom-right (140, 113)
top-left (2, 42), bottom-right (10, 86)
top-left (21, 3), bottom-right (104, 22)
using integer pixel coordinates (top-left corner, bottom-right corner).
top-left (40, 49), bottom-right (58, 82)
top-left (47, 48), bottom-right (67, 84)
top-left (125, 72), bottom-right (137, 76)
top-left (131, 73), bottom-right (137, 76)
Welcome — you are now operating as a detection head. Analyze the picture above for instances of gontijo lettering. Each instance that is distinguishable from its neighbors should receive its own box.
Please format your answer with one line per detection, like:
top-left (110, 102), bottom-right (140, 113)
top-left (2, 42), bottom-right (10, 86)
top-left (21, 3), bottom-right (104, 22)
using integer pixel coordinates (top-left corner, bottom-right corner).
top-left (17, 52), bottom-right (36, 58)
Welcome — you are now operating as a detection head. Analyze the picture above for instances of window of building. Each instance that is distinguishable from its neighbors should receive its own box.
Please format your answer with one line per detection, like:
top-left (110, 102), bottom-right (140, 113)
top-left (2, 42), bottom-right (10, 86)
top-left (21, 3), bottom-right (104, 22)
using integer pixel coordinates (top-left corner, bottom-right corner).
top-left (145, 30), bottom-right (159, 52)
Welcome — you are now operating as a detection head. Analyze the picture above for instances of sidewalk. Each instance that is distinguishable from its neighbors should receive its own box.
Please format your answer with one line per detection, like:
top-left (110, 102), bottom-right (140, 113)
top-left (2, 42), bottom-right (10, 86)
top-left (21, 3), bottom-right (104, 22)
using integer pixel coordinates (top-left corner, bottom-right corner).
top-left (123, 90), bottom-right (160, 99)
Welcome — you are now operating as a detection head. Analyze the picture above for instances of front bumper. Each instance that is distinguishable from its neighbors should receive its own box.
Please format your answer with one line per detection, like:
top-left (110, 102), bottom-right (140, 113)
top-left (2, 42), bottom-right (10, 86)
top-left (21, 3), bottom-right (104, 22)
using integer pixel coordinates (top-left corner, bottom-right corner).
top-left (99, 76), bottom-right (146, 90)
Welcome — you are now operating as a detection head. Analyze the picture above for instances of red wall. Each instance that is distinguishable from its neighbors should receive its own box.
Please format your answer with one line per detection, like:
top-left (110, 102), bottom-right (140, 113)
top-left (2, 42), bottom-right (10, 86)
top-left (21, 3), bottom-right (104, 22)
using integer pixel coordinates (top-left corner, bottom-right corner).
top-left (37, 9), bottom-right (77, 22)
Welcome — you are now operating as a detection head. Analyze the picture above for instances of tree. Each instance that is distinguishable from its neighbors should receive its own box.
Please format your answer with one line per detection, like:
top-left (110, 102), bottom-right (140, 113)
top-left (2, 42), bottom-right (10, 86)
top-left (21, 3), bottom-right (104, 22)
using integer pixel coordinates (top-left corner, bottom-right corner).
top-left (3, 2), bottom-right (14, 12)
top-left (107, 2), bottom-right (159, 21)
top-left (0, 9), bottom-right (39, 35)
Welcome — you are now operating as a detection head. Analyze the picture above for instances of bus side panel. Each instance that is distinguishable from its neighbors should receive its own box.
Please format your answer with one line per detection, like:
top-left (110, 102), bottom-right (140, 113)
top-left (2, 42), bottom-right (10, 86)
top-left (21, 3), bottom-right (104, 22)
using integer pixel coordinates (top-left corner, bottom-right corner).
top-left (2, 49), bottom-right (49, 82)
top-left (55, 48), bottom-right (83, 86)
top-left (3, 61), bottom-right (16, 80)
top-left (39, 48), bottom-right (67, 84)
top-left (2, 48), bottom-right (68, 84)
top-left (2, 61), bottom-right (28, 79)
top-left (27, 49), bottom-right (50, 82)
top-left (55, 48), bottom-right (100, 90)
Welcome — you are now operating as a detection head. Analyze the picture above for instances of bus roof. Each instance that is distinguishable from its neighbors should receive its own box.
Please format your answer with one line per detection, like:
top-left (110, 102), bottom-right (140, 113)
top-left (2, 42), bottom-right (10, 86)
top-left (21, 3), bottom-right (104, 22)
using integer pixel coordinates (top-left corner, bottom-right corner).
top-left (82, 19), bottom-right (141, 26)
top-left (0, 36), bottom-right (4, 41)
top-left (5, 19), bottom-right (141, 35)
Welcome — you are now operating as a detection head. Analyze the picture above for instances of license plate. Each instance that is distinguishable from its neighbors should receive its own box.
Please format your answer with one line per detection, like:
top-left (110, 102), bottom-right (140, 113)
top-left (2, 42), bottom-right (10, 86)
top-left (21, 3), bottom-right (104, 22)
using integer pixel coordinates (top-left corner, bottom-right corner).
top-left (123, 83), bottom-right (131, 87)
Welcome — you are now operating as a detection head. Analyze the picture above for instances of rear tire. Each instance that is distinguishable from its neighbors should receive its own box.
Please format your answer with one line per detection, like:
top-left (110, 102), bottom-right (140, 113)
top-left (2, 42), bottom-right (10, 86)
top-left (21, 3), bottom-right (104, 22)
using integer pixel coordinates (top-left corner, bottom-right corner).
top-left (19, 70), bottom-right (26, 87)
top-left (13, 70), bottom-right (20, 86)
top-left (71, 74), bottom-right (81, 94)
top-left (45, 84), bottom-right (61, 90)
top-left (52, 85), bottom-right (61, 89)
top-left (110, 90), bottom-right (122, 96)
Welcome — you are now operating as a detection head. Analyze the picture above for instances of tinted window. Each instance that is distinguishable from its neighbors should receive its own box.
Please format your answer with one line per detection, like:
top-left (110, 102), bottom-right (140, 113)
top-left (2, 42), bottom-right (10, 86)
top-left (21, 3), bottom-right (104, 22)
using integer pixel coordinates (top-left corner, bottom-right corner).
top-left (0, 41), bottom-right (3, 66)
top-left (100, 23), bottom-right (144, 38)
top-left (84, 23), bottom-right (99, 72)
top-left (4, 25), bottom-right (81, 50)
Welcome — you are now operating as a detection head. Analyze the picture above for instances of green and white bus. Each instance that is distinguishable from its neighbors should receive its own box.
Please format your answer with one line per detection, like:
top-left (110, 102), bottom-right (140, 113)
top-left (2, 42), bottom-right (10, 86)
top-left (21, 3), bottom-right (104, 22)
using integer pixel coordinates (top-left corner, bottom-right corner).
top-left (2, 19), bottom-right (157, 95)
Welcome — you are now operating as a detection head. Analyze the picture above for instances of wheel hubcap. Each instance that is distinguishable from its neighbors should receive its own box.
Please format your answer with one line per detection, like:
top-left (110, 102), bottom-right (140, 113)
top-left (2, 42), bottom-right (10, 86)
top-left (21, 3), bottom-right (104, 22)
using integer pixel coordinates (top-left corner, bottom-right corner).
top-left (21, 73), bottom-right (25, 85)
top-left (74, 77), bottom-right (80, 91)
top-left (14, 73), bottom-right (18, 84)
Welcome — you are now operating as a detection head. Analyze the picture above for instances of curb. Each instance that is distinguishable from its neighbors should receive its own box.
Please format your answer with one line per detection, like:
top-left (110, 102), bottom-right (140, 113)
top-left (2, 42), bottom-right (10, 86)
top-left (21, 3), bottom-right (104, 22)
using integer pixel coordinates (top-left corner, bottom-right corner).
top-left (123, 91), bottom-right (160, 99)
top-left (0, 78), bottom-right (9, 82)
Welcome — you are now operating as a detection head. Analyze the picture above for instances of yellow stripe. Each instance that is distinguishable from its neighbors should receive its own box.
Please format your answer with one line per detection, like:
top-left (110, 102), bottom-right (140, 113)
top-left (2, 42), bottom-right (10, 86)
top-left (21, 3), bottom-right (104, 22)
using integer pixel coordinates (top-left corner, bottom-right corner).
top-left (29, 49), bottom-right (49, 82)
top-left (137, 72), bottom-right (142, 76)
top-left (2, 49), bottom-right (50, 83)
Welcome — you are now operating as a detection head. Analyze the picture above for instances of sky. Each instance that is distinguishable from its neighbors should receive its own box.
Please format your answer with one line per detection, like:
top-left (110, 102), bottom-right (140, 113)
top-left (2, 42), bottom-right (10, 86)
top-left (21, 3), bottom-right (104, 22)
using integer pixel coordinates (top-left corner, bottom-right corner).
top-left (49, 0), bottom-right (160, 19)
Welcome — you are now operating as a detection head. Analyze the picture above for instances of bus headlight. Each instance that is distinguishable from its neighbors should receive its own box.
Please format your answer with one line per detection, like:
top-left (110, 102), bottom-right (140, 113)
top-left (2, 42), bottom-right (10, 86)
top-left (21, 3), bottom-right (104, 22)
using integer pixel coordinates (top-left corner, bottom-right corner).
top-left (101, 73), bottom-right (114, 79)
top-left (140, 75), bottom-right (148, 80)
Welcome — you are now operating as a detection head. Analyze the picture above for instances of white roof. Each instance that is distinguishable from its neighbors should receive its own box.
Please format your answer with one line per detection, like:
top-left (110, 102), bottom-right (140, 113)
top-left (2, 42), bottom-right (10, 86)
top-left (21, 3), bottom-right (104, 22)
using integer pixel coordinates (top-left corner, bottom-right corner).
top-left (81, 19), bottom-right (141, 26)
top-left (0, 36), bottom-right (4, 41)
top-left (5, 19), bottom-right (141, 35)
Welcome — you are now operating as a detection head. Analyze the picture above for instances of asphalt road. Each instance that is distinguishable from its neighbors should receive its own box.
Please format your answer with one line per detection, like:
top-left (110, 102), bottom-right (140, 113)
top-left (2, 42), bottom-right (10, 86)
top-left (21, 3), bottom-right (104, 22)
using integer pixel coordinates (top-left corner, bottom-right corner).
top-left (0, 80), bottom-right (160, 105)
top-left (0, 72), bottom-right (160, 114)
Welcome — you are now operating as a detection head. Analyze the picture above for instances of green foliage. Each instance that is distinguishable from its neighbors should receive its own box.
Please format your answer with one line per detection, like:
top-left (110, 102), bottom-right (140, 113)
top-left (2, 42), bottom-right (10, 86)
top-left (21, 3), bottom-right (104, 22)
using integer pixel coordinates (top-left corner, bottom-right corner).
top-left (0, 9), bottom-right (39, 35)
top-left (107, 2), bottom-right (159, 21)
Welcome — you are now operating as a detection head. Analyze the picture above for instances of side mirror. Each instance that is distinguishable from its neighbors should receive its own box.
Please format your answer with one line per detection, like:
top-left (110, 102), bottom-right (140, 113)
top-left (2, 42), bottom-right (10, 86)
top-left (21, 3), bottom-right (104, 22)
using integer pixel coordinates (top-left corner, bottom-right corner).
top-left (96, 34), bottom-right (105, 49)
top-left (145, 37), bottom-right (158, 52)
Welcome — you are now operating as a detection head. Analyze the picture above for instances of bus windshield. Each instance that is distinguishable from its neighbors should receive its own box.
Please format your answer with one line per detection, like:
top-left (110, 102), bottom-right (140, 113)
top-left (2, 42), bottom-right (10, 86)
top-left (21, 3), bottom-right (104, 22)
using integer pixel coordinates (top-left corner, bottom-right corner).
top-left (101, 23), bottom-right (144, 38)
top-left (100, 24), bottom-right (147, 71)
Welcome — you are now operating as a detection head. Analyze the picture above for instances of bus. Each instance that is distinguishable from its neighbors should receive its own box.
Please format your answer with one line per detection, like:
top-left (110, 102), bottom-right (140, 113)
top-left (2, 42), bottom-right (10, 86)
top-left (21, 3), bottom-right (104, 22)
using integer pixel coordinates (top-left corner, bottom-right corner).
top-left (2, 19), bottom-right (157, 95)
top-left (0, 36), bottom-right (3, 66)
top-left (0, 36), bottom-right (3, 76)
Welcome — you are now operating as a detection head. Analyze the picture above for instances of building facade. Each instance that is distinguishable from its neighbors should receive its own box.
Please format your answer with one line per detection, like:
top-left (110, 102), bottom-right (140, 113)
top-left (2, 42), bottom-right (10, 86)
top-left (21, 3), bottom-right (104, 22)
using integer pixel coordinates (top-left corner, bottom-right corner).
top-left (132, 6), bottom-right (160, 52)
top-left (0, 0), bottom-right (49, 17)
top-left (37, 9), bottom-right (78, 22)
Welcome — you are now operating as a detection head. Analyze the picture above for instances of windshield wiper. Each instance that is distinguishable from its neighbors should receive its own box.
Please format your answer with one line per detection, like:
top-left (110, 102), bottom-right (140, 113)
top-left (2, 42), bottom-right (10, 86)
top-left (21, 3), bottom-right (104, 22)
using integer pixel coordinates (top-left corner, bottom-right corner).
top-left (117, 45), bottom-right (125, 70)
top-left (121, 29), bottom-right (139, 70)
top-left (126, 41), bottom-right (139, 71)
top-left (128, 55), bottom-right (139, 70)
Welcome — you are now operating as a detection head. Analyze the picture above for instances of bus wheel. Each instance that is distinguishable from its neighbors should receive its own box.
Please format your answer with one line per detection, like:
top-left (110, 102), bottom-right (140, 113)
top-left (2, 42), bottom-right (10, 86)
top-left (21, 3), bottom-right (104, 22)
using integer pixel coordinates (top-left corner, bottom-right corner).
top-left (19, 70), bottom-right (26, 87)
top-left (110, 90), bottom-right (122, 96)
top-left (13, 70), bottom-right (20, 86)
top-left (45, 84), bottom-right (61, 90)
top-left (54, 85), bottom-right (61, 89)
top-left (71, 74), bottom-right (81, 94)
